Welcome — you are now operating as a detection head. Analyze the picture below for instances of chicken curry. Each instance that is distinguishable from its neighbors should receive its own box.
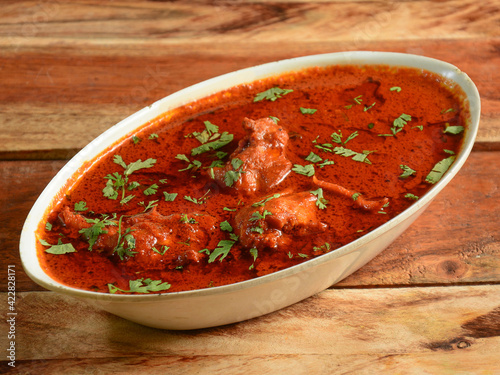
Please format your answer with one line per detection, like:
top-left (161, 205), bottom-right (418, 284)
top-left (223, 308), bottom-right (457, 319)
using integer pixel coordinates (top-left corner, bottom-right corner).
top-left (37, 64), bottom-right (467, 294)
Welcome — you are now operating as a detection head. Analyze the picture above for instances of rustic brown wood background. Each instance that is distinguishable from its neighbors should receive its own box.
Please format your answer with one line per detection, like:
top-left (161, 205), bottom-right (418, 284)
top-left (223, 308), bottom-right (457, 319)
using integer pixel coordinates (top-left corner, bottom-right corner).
top-left (1, 1), bottom-right (499, 373)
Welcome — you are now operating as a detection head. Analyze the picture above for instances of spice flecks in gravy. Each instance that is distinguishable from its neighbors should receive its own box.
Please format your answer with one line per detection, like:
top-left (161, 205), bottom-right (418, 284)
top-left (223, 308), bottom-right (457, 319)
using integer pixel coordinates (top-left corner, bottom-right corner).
top-left (37, 65), bottom-right (467, 294)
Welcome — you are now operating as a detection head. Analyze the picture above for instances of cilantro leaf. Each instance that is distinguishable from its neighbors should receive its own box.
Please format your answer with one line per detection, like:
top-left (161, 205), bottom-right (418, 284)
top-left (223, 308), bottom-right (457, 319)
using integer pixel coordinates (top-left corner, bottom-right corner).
top-left (143, 184), bottom-right (158, 196)
top-left (425, 156), bottom-right (456, 184)
top-left (204, 120), bottom-right (219, 135)
top-left (191, 132), bottom-right (233, 155)
top-left (163, 192), bottom-right (178, 202)
top-left (444, 125), bottom-right (464, 135)
top-left (123, 158), bottom-right (157, 176)
top-left (175, 154), bottom-right (191, 163)
top-left (108, 278), bottom-right (171, 294)
top-left (300, 107), bottom-right (317, 115)
top-left (249, 247), bottom-right (258, 270)
top-left (399, 165), bottom-right (417, 179)
top-left (224, 170), bottom-right (241, 187)
top-left (254, 87), bottom-right (293, 102)
top-left (79, 216), bottom-right (116, 251)
top-left (208, 240), bottom-right (236, 263)
top-left (391, 113), bottom-right (412, 135)
top-left (404, 193), bottom-right (419, 201)
top-left (41, 238), bottom-right (77, 255)
top-left (74, 201), bottom-right (88, 212)
top-left (333, 146), bottom-right (374, 164)
top-left (305, 152), bottom-right (322, 163)
top-left (292, 164), bottom-right (315, 176)
top-left (220, 221), bottom-right (233, 232)
top-left (249, 210), bottom-right (273, 222)
top-left (252, 193), bottom-right (281, 207)
top-left (310, 188), bottom-right (328, 209)
top-left (152, 246), bottom-right (169, 255)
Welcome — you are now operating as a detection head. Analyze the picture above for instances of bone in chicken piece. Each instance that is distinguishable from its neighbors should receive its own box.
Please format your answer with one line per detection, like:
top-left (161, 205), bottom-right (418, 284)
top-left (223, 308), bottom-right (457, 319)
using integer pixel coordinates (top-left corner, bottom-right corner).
top-left (312, 175), bottom-right (389, 212)
top-left (235, 191), bottom-right (327, 250)
top-left (212, 117), bottom-right (292, 196)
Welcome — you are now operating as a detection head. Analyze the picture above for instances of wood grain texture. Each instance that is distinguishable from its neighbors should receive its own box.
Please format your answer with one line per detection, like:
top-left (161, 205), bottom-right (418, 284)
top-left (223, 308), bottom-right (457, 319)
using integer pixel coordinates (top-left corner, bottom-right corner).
top-left (1, 1), bottom-right (499, 372)
top-left (0, 1), bottom-right (499, 158)
top-left (1, 37), bottom-right (499, 157)
top-left (4, 152), bottom-right (499, 292)
top-left (1, 0), bottom-right (499, 42)
top-left (1, 285), bottom-right (498, 373)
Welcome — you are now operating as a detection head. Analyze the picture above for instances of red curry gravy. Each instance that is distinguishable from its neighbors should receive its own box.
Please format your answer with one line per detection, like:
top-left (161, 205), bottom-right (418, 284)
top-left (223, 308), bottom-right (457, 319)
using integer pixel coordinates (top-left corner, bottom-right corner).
top-left (37, 64), bottom-right (467, 294)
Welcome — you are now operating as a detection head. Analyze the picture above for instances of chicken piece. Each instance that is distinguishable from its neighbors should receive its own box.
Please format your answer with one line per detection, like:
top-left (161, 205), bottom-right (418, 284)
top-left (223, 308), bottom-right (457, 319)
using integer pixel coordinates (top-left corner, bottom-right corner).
top-left (235, 191), bottom-right (327, 250)
top-left (212, 117), bottom-right (291, 196)
top-left (312, 176), bottom-right (389, 212)
top-left (59, 207), bottom-right (218, 270)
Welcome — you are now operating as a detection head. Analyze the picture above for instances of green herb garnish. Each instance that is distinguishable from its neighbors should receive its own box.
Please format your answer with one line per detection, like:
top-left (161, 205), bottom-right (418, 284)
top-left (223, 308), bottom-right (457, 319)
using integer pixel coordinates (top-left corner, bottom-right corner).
top-left (108, 278), bottom-right (171, 294)
top-left (254, 87), bottom-right (293, 102)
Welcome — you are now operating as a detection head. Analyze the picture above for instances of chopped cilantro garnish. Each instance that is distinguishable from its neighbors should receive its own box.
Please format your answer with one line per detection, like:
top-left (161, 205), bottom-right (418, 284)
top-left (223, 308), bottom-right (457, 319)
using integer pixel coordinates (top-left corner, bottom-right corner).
top-left (331, 130), bottom-right (358, 145)
top-left (143, 184), bottom-right (158, 196)
top-left (292, 164), bottom-right (315, 176)
top-left (74, 201), bottom-right (88, 212)
top-left (120, 194), bottom-right (135, 205)
top-left (220, 221), bottom-right (233, 232)
top-left (310, 188), bottom-right (328, 209)
top-left (152, 245), bottom-right (169, 255)
top-left (313, 242), bottom-right (331, 252)
top-left (191, 132), bottom-right (233, 156)
top-left (175, 154), bottom-right (190, 163)
top-left (404, 193), bottom-right (419, 201)
top-left (392, 113), bottom-right (412, 135)
top-left (441, 108), bottom-right (455, 114)
top-left (138, 200), bottom-right (158, 212)
top-left (332, 146), bottom-right (374, 164)
top-left (249, 210), bottom-right (273, 222)
top-left (224, 158), bottom-right (245, 187)
top-left (425, 156), bottom-right (456, 184)
top-left (364, 102), bottom-right (376, 112)
top-left (79, 216), bottom-right (116, 251)
top-left (399, 165), bottom-right (416, 179)
top-left (249, 248), bottom-right (258, 270)
top-left (208, 240), bottom-right (236, 263)
top-left (254, 87), bottom-right (293, 102)
top-left (305, 152), bottom-right (322, 163)
top-left (163, 192), bottom-right (178, 202)
top-left (108, 278), bottom-right (171, 294)
top-left (318, 160), bottom-right (334, 168)
top-left (40, 238), bottom-right (77, 255)
top-left (444, 125), bottom-right (464, 135)
top-left (300, 107), bottom-right (317, 115)
top-left (252, 193), bottom-right (281, 207)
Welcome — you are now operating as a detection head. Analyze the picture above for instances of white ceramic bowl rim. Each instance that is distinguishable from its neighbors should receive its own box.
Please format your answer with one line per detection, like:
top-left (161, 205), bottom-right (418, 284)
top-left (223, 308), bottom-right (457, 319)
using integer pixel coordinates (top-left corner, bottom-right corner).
top-left (20, 51), bottom-right (481, 303)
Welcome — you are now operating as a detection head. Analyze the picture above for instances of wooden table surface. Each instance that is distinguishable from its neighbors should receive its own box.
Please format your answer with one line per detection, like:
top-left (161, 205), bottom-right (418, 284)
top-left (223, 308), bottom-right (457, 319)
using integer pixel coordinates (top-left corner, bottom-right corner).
top-left (1, 1), bottom-right (499, 374)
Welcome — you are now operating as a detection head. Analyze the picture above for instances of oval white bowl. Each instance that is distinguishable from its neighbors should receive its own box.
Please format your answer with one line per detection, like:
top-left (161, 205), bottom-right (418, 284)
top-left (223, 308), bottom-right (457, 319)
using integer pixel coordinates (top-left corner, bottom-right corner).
top-left (20, 52), bottom-right (480, 330)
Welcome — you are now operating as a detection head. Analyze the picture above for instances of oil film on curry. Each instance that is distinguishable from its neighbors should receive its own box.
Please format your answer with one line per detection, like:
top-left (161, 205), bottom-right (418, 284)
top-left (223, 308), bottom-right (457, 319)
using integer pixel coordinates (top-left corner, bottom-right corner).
top-left (36, 64), bottom-right (467, 294)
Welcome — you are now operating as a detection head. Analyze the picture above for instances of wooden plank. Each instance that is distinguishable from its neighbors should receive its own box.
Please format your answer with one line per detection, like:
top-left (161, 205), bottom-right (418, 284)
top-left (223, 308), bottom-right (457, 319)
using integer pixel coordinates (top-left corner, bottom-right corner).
top-left (1, 0), bottom-right (499, 43)
top-left (0, 37), bottom-right (499, 158)
top-left (1, 285), bottom-right (499, 373)
top-left (4, 151), bottom-right (499, 292)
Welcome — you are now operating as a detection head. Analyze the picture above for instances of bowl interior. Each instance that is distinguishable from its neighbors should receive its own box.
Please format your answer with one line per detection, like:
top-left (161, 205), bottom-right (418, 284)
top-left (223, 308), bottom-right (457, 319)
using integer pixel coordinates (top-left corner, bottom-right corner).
top-left (20, 51), bottom-right (481, 303)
